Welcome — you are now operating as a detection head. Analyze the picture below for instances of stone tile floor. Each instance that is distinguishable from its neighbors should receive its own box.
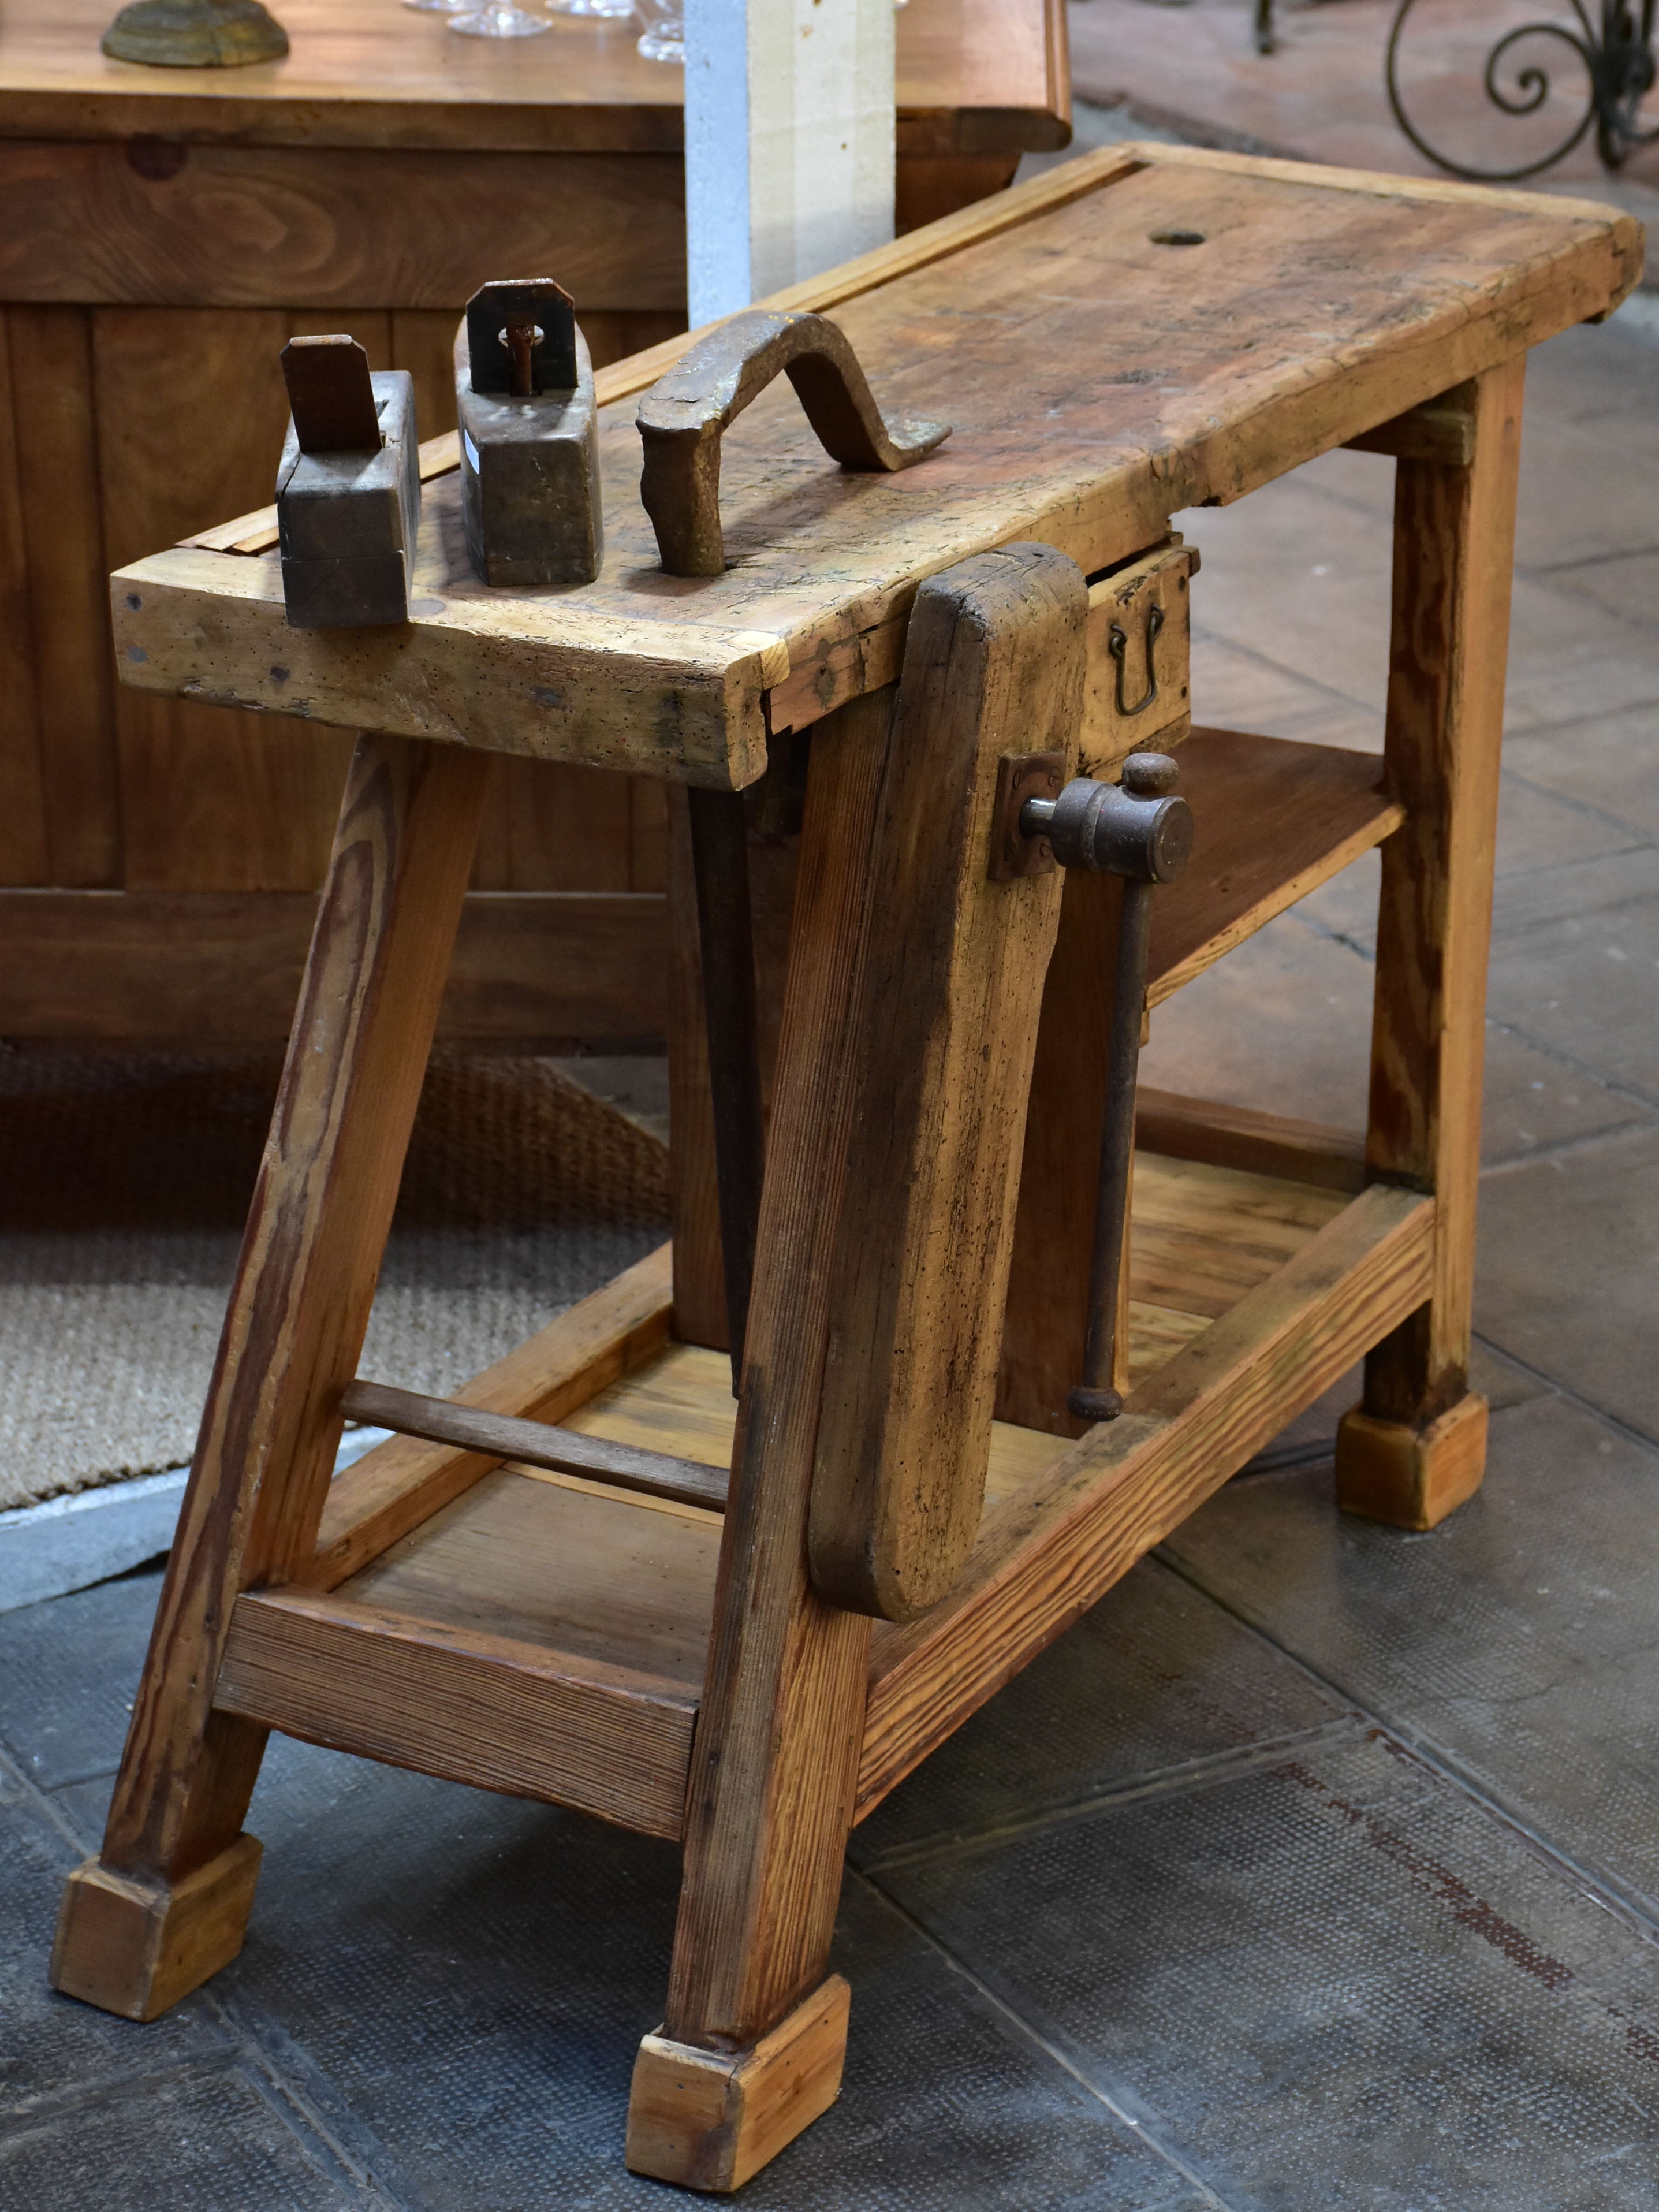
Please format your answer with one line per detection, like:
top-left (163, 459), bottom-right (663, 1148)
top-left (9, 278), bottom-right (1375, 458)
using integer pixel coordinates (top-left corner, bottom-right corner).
top-left (4, 252), bottom-right (1659, 2212)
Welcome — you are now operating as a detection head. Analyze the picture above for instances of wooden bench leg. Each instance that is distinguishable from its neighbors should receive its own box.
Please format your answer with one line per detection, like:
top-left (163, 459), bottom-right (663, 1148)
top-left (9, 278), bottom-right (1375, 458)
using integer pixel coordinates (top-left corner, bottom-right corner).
top-left (1335, 356), bottom-right (1524, 1532)
top-left (51, 734), bottom-right (490, 2021)
top-left (629, 545), bottom-right (1086, 2190)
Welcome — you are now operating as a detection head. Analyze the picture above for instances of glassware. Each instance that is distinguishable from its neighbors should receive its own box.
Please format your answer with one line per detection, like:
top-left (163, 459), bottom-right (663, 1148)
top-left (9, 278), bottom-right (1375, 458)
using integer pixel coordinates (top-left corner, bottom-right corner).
top-left (402, 0), bottom-right (472, 13)
top-left (448, 1), bottom-right (551, 31)
top-left (633, 0), bottom-right (683, 61)
top-left (547, 0), bottom-right (635, 17)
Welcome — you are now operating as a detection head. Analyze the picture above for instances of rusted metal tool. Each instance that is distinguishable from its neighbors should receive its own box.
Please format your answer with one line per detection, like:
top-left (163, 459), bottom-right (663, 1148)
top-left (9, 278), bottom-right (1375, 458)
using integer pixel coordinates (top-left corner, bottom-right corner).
top-left (456, 278), bottom-right (603, 588)
top-left (636, 308), bottom-right (950, 577)
top-left (1018, 750), bottom-right (1194, 1423)
top-left (275, 335), bottom-right (418, 629)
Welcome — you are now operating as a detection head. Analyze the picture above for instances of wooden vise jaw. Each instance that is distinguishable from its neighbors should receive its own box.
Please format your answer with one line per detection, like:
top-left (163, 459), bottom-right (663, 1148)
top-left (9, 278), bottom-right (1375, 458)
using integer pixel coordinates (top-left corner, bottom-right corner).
top-left (455, 279), bottom-right (603, 588)
top-left (275, 336), bottom-right (419, 630)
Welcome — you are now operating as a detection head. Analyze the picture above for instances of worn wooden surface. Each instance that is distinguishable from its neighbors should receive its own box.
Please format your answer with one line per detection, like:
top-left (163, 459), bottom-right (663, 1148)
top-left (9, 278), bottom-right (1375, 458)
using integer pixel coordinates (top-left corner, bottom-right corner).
top-left (84, 735), bottom-right (487, 1924)
top-left (115, 147), bottom-right (1638, 785)
top-left (215, 1586), bottom-right (697, 1839)
top-left (658, 688), bottom-right (893, 2058)
top-left (1337, 356), bottom-right (1525, 1517)
top-left (627, 1976), bottom-right (851, 2191)
top-left (51, 1833), bottom-right (264, 2025)
top-left (810, 545), bottom-right (1085, 1621)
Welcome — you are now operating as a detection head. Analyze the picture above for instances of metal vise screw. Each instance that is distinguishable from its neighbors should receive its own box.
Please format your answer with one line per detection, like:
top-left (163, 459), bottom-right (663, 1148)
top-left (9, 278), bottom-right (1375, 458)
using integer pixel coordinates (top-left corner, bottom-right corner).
top-left (1024, 752), bottom-right (1195, 1424)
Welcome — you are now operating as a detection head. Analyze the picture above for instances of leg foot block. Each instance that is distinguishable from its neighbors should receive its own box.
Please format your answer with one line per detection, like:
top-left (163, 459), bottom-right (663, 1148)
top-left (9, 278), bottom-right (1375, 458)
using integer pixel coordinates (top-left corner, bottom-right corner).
top-left (50, 1833), bottom-right (263, 2022)
top-left (625, 1975), bottom-right (850, 2192)
top-left (1336, 1392), bottom-right (1488, 1531)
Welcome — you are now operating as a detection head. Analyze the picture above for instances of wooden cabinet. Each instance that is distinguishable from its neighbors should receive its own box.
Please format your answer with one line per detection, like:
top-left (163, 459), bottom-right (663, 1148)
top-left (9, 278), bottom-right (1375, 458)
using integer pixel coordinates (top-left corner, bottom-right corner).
top-left (0, 0), bottom-right (1068, 1042)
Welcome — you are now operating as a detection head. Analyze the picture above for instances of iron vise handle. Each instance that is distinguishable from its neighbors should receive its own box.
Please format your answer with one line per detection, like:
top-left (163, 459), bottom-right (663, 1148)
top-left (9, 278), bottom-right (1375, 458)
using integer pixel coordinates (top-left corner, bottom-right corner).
top-left (636, 308), bottom-right (950, 578)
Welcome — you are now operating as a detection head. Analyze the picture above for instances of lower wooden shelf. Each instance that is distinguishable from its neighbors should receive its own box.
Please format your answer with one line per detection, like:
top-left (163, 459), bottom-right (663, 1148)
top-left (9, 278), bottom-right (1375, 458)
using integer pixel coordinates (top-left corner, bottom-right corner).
top-left (212, 1146), bottom-right (1433, 1845)
top-left (1149, 726), bottom-right (1404, 1007)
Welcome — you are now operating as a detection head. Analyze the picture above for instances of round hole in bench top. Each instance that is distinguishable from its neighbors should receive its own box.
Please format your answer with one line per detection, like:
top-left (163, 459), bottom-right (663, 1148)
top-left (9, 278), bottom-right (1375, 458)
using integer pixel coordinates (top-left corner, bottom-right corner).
top-left (1149, 228), bottom-right (1207, 246)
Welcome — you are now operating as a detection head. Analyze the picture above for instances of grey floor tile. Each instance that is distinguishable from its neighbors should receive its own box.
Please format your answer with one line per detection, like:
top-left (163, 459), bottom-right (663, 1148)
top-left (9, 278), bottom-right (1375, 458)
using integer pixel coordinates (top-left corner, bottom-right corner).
top-left (1504, 702), bottom-right (1659, 847)
top-left (0, 1566), bottom-right (160, 1791)
top-left (145, 1738), bottom-right (1207, 2212)
top-left (1493, 771), bottom-right (1648, 878)
top-left (1486, 886), bottom-right (1659, 1100)
top-left (853, 1557), bottom-right (1350, 1868)
top-left (1475, 1123), bottom-right (1659, 1436)
top-left (1489, 846), bottom-right (1659, 947)
top-left (1549, 546), bottom-right (1659, 636)
top-left (1500, 569), bottom-right (1659, 733)
top-left (877, 1728), bottom-right (1659, 2211)
top-left (1163, 1393), bottom-right (1659, 1919)
top-left (0, 2064), bottom-right (368, 2212)
top-left (0, 1762), bottom-right (229, 2118)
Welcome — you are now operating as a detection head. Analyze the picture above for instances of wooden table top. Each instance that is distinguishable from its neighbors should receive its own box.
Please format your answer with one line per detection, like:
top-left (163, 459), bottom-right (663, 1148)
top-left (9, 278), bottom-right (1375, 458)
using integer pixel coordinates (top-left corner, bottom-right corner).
top-left (0, 0), bottom-right (1069, 155)
top-left (114, 144), bottom-right (1641, 790)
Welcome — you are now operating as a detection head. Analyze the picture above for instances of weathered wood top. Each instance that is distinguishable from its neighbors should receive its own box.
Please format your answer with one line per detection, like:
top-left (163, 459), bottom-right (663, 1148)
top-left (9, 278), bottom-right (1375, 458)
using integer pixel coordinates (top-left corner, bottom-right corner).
top-left (0, 0), bottom-right (1068, 155)
top-left (113, 144), bottom-right (1642, 789)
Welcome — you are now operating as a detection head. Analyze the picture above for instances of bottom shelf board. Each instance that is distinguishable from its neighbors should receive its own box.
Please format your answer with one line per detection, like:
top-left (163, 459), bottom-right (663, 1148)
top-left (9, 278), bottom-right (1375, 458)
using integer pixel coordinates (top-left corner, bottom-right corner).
top-left (218, 1167), bottom-right (1431, 1842)
top-left (335, 1150), bottom-right (1347, 1697)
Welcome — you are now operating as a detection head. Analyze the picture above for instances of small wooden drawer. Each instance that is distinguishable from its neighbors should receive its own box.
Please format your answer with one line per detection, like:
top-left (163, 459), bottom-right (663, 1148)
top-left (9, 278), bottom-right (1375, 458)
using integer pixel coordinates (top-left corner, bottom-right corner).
top-left (1079, 537), bottom-right (1195, 775)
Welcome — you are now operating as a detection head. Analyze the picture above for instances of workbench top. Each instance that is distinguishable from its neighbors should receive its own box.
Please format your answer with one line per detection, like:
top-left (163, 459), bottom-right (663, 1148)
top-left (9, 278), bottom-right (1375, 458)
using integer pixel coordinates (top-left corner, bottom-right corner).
top-left (111, 143), bottom-right (1642, 790)
top-left (0, 0), bottom-right (1068, 155)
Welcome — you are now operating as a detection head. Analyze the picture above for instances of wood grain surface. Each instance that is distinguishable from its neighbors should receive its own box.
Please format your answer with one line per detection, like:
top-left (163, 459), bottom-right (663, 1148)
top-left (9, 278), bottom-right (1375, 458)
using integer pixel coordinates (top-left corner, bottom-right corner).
top-left (1351, 356), bottom-right (1526, 1434)
top-left (0, 887), bottom-right (669, 1043)
top-left (95, 733), bottom-right (488, 1894)
top-left (0, 0), bottom-right (1067, 157)
top-left (217, 1585), bottom-right (697, 1838)
top-left (116, 147), bottom-right (1638, 781)
top-left (808, 544), bottom-right (1086, 1621)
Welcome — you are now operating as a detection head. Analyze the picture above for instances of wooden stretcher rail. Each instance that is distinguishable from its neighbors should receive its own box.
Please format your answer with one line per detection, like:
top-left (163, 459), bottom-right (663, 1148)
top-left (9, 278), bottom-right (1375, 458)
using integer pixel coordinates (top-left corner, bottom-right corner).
top-left (1135, 1089), bottom-right (1367, 1194)
top-left (214, 1585), bottom-right (697, 1839)
top-left (341, 1377), bottom-right (729, 1513)
top-left (310, 1243), bottom-right (675, 1589)
top-left (856, 1182), bottom-right (1434, 1819)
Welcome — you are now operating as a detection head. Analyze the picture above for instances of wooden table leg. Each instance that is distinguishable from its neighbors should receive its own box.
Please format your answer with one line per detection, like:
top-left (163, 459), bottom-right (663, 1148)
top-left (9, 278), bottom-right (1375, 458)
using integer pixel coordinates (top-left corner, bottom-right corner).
top-left (51, 733), bottom-right (490, 2021)
top-left (627, 545), bottom-right (1086, 2191)
top-left (1336, 356), bottom-right (1524, 1532)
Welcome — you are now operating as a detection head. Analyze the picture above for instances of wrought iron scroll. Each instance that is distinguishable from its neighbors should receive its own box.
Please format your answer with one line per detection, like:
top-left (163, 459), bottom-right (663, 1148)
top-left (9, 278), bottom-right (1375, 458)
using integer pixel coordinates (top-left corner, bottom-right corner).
top-left (1387, 0), bottom-right (1658, 178)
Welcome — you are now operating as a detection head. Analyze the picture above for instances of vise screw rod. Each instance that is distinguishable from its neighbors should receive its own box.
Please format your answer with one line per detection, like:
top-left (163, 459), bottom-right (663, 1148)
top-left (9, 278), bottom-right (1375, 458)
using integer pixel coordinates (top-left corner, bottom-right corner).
top-left (1022, 754), bottom-right (1194, 1424)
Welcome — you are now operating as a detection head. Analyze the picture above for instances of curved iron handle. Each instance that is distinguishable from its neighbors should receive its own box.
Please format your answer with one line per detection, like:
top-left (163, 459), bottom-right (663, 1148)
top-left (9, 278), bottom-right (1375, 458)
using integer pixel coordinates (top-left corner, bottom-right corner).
top-left (636, 309), bottom-right (950, 577)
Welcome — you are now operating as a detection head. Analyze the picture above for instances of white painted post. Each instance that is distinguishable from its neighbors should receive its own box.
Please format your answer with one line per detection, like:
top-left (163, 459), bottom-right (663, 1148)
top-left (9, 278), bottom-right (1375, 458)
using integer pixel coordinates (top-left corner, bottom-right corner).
top-left (683, 0), bottom-right (897, 329)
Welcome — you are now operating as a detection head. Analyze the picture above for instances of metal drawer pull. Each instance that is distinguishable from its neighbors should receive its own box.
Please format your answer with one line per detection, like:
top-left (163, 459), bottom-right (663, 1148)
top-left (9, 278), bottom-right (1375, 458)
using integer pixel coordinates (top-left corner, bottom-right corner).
top-left (1108, 601), bottom-right (1165, 718)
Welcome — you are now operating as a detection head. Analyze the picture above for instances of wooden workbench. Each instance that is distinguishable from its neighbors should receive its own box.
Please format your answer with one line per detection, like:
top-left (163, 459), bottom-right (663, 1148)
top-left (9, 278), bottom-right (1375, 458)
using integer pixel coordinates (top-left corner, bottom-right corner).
top-left (0, 0), bottom-right (1067, 1047)
top-left (50, 143), bottom-right (1641, 2191)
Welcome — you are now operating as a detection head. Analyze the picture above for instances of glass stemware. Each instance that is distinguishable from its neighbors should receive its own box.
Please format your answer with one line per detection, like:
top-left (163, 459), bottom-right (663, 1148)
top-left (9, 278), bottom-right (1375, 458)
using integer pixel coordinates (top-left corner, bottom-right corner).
top-left (448, 1), bottom-right (552, 31)
top-left (547, 0), bottom-right (635, 18)
top-left (633, 0), bottom-right (683, 62)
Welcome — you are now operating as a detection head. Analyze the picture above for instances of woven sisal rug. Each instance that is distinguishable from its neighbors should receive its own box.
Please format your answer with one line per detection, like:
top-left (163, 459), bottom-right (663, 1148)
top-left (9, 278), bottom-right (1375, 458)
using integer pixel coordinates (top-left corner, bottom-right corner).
top-left (0, 1047), bottom-right (669, 1513)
